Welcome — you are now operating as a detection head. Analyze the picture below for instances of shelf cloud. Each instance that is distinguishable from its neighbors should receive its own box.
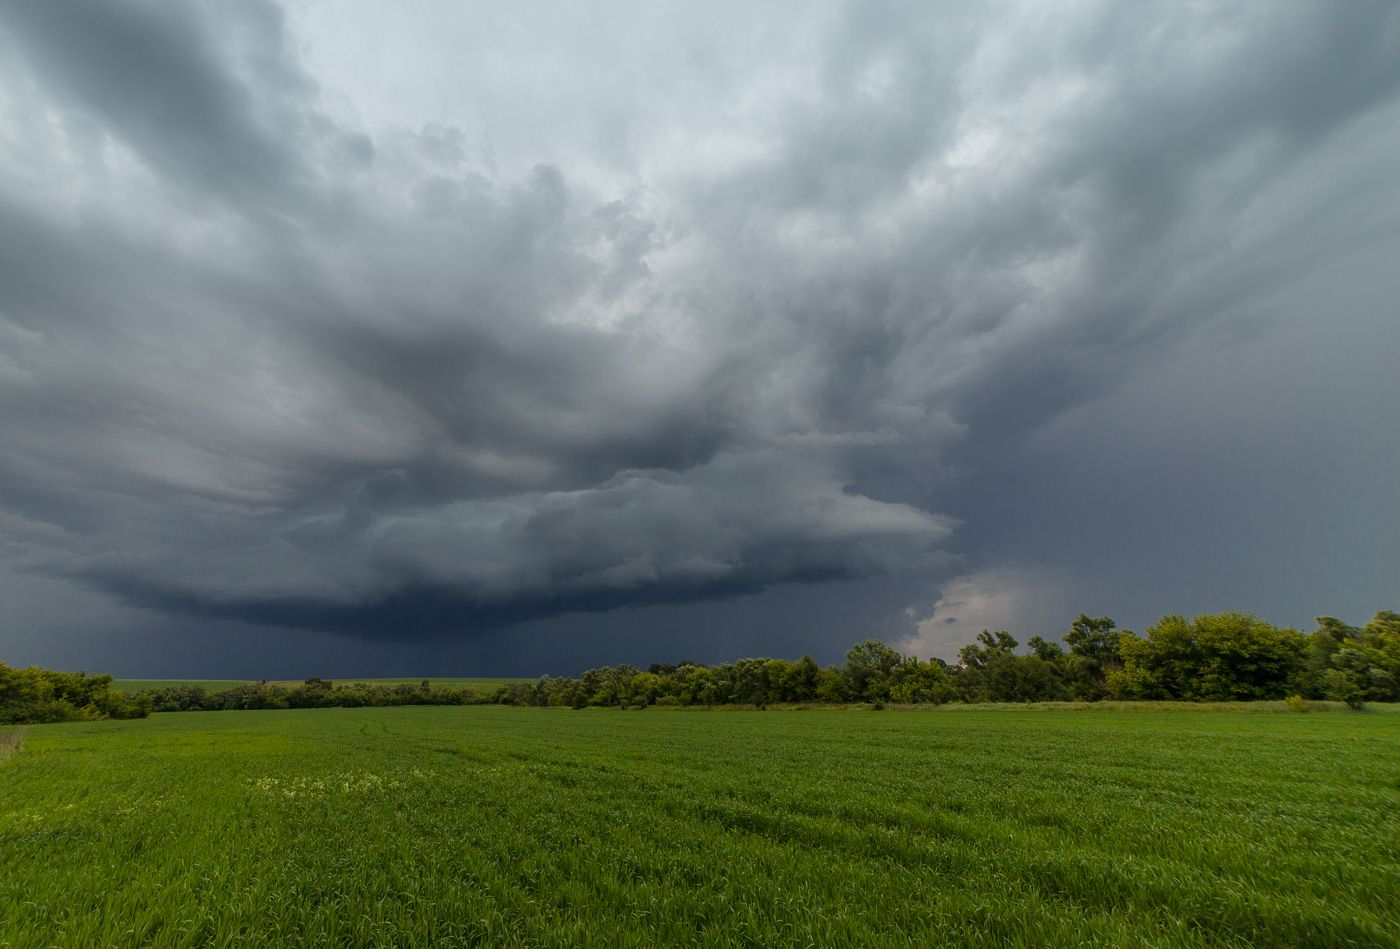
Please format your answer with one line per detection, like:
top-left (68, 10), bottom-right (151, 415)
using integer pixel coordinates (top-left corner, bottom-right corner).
top-left (1, 1), bottom-right (1398, 668)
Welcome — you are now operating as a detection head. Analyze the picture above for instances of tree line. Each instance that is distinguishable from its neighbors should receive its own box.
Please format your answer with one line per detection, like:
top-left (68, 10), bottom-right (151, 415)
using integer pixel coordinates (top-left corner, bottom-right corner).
top-left (492, 611), bottom-right (1399, 709)
top-left (0, 671), bottom-right (499, 723)
top-left (144, 679), bottom-right (494, 713)
top-left (3, 609), bottom-right (1396, 724)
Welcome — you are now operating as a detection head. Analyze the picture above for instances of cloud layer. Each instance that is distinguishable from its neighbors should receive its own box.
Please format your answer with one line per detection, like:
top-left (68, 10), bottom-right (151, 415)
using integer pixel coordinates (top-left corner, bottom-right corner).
top-left (1, 1), bottom-right (1398, 661)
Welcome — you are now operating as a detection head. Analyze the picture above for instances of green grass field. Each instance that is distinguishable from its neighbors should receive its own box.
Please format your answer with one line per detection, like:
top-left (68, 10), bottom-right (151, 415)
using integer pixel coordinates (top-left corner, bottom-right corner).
top-left (108, 677), bottom-right (532, 694)
top-left (2, 705), bottom-right (1398, 947)
top-left (108, 679), bottom-right (254, 694)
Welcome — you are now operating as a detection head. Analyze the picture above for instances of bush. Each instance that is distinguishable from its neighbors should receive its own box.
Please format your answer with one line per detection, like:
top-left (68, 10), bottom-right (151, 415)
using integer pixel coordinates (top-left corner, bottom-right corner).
top-left (1284, 694), bottom-right (1328, 713)
top-left (0, 662), bottom-right (150, 724)
top-left (0, 725), bottom-right (25, 759)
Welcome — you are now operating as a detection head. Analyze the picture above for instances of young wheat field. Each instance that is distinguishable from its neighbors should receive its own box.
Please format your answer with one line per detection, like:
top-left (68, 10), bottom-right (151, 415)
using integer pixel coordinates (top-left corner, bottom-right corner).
top-left (2, 705), bottom-right (1397, 947)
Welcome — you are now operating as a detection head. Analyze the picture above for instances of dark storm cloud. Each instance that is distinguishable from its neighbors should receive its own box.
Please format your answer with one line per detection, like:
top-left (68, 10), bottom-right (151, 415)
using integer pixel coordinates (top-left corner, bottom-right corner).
top-left (0, 0), bottom-right (349, 213)
top-left (1, 0), bottom-right (1398, 658)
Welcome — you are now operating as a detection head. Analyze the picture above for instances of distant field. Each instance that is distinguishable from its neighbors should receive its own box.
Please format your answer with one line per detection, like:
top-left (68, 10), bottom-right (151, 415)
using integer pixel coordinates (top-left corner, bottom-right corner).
top-left (109, 677), bottom-right (533, 693)
top-left (2, 705), bottom-right (1398, 946)
top-left (109, 679), bottom-right (253, 693)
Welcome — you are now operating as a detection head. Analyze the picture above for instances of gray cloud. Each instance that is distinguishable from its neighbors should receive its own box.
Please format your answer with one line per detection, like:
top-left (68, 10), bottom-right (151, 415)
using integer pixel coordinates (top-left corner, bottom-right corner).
top-left (0, 0), bottom-right (354, 214)
top-left (1, 0), bottom-right (1397, 664)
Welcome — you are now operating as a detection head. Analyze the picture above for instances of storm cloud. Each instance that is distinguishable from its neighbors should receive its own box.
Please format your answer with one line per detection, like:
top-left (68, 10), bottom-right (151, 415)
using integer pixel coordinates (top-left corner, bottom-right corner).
top-left (1, 1), bottom-right (1398, 671)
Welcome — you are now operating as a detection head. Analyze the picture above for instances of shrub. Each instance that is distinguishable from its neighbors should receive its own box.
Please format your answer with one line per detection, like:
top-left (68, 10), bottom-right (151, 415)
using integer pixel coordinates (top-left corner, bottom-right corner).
top-left (0, 725), bottom-right (25, 759)
top-left (0, 662), bottom-right (150, 724)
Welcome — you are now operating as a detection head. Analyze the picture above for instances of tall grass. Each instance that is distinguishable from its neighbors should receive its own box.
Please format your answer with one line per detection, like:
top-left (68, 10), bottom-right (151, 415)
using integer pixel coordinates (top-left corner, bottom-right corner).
top-left (0, 725), bottom-right (24, 760)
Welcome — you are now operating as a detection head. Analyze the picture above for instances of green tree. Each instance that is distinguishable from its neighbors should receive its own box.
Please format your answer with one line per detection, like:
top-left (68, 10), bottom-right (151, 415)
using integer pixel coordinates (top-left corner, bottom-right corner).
top-left (1322, 641), bottom-right (1393, 708)
top-left (814, 665), bottom-right (849, 702)
top-left (0, 662), bottom-right (147, 724)
top-left (955, 631), bottom-right (1032, 702)
top-left (779, 655), bottom-right (821, 702)
top-left (1361, 611), bottom-right (1400, 696)
top-left (843, 640), bottom-right (904, 701)
top-left (1063, 615), bottom-right (1123, 663)
top-left (1059, 615), bottom-right (1125, 700)
top-left (1108, 612), bottom-right (1305, 701)
top-left (888, 658), bottom-right (957, 704)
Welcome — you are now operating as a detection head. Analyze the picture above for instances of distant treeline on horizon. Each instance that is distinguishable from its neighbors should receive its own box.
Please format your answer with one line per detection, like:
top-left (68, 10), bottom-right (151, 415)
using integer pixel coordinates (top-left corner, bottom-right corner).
top-left (2, 610), bottom-right (1397, 725)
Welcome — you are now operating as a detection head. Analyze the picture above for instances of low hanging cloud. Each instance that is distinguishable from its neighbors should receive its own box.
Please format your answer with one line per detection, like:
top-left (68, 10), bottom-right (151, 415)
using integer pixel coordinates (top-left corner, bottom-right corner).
top-left (899, 568), bottom-right (1077, 661)
top-left (6, 449), bottom-right (949, 635)
top-left (1, 0), bottom-right (1399, 644)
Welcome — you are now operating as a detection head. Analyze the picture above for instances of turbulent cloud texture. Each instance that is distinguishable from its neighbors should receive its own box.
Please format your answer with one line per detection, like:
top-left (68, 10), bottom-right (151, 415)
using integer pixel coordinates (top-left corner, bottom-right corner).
top-left (1, 1), bottom-right (1398, 669)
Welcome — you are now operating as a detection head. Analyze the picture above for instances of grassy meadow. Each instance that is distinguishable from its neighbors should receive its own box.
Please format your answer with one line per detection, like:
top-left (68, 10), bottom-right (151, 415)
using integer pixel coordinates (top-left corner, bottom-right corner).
top-left (2, 705), bottom-right (1398, 947)
top-left (108, 679), bottom-right (254, 694)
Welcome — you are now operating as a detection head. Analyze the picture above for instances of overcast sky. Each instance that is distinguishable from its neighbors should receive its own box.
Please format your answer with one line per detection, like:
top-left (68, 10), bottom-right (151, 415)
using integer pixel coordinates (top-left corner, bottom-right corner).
top-left (1, 0), bottom-right (1397, 677)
